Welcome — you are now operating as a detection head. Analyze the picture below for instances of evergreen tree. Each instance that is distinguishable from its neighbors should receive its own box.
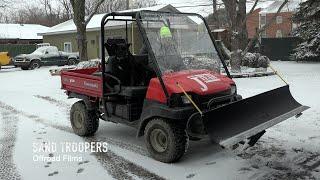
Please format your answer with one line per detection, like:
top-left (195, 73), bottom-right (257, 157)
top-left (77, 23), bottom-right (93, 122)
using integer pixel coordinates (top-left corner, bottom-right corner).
top-left (292, 0), bottom-right (320, 61)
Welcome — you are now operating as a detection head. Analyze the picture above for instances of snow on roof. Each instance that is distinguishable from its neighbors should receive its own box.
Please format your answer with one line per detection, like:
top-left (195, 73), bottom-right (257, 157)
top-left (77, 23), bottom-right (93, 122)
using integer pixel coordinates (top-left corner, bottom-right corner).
top-left (260, 0), bottom-right (302, 14)
top-left (246, 0), bottom-right (275, 13)
top-left (0, 24), bottom-right (49, 40)
top-left (41, 4), bottom-right (173, 36)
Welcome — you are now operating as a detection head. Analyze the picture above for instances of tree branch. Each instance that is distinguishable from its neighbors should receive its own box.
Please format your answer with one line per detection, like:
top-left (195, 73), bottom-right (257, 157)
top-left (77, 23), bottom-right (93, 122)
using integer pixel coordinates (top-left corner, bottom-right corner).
top-left (85, 0), bottom-right (104, 25)
top-left (241, 0), bottom-right (259, 27)
top-left (242, 0), bottom-right (289, 56)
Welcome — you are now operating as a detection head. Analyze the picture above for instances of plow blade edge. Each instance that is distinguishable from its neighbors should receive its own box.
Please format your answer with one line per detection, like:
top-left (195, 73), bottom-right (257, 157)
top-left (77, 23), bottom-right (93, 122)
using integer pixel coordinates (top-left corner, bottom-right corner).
top-left (203, 85), bottom-right (309, 148)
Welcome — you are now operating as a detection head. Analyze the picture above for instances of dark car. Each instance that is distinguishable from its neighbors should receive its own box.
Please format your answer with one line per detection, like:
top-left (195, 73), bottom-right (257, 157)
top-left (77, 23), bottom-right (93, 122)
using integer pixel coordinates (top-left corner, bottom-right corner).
top-left (14, 46), bottom-right (79, 70)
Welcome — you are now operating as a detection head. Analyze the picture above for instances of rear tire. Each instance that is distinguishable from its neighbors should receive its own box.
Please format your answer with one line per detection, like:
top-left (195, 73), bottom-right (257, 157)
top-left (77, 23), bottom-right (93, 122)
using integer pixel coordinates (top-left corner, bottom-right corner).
top-left (68, 58), bottom-right (77, 66)
top-left (70, 101), bottom-right (99, 136)
top-left (144, 118), bottom-right (187, 163)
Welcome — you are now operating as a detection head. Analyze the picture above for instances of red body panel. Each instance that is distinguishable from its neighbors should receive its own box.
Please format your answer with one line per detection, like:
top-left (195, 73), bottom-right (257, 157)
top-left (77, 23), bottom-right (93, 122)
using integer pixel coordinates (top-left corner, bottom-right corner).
top-left (146, 69), bottom-right (235, 103)
top-left (60, 68), bottom-right (103, 98)
top-left (61, 68), bottom-right (234, 104)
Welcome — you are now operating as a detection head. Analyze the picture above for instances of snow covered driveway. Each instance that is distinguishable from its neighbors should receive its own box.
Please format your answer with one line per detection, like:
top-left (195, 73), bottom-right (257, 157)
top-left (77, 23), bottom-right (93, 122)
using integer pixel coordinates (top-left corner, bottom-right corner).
top-left (0, 61), bottom-right (319, 180)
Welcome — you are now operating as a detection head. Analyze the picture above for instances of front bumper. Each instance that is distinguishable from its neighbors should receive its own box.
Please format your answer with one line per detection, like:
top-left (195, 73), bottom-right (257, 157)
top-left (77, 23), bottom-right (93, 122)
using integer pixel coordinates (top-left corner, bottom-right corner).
top-left (13, 61), bottom-right (30, 67)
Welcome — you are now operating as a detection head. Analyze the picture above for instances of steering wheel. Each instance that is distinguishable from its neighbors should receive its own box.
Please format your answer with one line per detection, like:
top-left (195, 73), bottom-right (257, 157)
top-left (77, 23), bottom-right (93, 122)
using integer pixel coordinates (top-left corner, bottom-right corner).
top-left (104, 73), bottom-right (121, 96)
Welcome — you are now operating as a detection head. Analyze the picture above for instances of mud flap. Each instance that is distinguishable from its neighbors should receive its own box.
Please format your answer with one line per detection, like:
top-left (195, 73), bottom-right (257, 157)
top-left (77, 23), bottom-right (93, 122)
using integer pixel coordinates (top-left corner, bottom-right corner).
top-left (201, 85), bottom-right (309, 148)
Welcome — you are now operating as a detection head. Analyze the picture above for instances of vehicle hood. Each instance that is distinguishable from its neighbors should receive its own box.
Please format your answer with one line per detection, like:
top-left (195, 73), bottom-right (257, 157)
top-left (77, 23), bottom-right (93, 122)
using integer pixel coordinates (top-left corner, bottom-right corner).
top-left (163, 69), bottom-right (235, 95)
top-left (15, 54), bottom-right (41, 59)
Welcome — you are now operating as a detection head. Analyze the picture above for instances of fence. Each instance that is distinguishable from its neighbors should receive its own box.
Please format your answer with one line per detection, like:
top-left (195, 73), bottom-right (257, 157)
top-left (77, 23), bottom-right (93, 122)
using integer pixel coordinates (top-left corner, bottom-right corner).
top-left (0, 44), bottom-right (37, 57)
top-left (260, 37), bottom-right (301, 61)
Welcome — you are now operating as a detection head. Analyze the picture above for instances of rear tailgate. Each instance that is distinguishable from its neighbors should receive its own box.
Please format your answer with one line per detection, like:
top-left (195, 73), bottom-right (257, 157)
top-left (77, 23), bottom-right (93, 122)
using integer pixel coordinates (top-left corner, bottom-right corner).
top-left (61, 68), bottom-right (103, 98)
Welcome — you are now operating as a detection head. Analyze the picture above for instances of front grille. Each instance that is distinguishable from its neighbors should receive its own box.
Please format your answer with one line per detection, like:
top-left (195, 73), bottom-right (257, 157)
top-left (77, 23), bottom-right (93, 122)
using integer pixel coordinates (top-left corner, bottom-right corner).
top-left (14, 58), bottom-right (25, 62)
top-left (193, 89), bottom-right (233, 109)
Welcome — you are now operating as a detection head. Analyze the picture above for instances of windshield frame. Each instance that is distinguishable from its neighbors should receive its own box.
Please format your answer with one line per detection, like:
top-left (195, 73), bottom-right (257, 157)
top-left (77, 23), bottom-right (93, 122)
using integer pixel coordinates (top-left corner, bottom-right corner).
top-left (135, 11), bottom-right (231, 102)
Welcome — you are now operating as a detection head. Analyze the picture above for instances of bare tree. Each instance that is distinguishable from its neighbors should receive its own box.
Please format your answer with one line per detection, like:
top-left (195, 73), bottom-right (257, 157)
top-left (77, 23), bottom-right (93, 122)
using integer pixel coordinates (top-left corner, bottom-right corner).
top-left (242, 0), bottom-right (289, 56)
top-left (70, 0), bottom-right (105, 61)
top-left (221, 0), bottom-right (289, 72)
top-left (0, 0), bottom-right (10, 8)
top-left (58, 0), bottom-right (73, 20)
top-left (221, 0), bottom-right (247, 72)
top-left (132, 0), bottom-right (157, 8)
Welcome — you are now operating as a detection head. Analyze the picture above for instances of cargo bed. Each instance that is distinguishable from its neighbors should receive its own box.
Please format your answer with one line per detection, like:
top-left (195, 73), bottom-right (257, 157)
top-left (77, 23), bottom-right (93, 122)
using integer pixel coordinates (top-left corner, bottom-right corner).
top-left (61, 68), bottom-right (103, 98)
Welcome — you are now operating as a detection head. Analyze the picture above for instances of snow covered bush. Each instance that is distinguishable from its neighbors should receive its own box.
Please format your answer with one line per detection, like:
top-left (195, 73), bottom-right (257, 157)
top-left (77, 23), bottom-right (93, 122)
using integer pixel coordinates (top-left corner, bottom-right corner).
top-left (291, 0), bottom-right (320, 61)
top-left (242, 53), bottom-right (270, 68)
top-left (257, 55), bottom-right (270, 68)
top-left (242, 52), bottom-right (255, 67)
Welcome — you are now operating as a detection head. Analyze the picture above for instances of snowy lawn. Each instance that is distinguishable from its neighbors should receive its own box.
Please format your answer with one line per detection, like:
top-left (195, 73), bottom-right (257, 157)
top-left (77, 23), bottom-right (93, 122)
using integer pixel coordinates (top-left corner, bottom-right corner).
top-left (0, 61), bottom-right (319, 180)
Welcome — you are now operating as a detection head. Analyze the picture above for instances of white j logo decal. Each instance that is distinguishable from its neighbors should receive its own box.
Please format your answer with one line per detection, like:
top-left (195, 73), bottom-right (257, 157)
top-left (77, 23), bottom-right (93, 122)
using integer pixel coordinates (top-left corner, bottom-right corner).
top-left (188, 73), bottom-right (220, 92)
top-left (189, 77), bottom-right (208, 91)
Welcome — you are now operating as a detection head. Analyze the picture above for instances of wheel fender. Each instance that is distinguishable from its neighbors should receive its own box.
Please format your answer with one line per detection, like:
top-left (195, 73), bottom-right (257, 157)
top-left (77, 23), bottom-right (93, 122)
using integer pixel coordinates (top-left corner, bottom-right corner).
top-left (69, 92), bottom-right (97, 111)
top-left (68, 55), bottom-right (78, 61)
top-left (30, 59), bottom-right (42, 66)
top-left (137, 117), bottom-right (154, 137)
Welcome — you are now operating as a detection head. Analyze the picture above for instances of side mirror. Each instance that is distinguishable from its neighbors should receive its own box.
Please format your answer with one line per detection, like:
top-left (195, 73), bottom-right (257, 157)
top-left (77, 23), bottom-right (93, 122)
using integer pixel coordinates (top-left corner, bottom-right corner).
top-left (45, 51), bottom-right (49, 54)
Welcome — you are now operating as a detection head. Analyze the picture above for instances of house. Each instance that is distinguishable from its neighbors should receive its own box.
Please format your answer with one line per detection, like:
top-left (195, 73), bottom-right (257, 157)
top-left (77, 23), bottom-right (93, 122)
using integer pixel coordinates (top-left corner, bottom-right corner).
top-left (0, 24), bottom-right (49, 44)
top-left (39, 4), bottom-right (181, 59)
top-left (247, 0), bottom-right (302, 39)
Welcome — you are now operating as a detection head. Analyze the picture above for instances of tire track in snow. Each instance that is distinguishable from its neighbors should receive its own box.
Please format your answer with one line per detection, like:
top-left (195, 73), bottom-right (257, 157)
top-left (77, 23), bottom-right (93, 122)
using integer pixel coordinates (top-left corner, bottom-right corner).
top-left (0, 100), bottom-right (163, 180)
top-left (34, 95), bottom-right (148, 156)
top-left (0, 104), bottom-right (22, 180)
top-left (236, 139), bottom-right (320, 180)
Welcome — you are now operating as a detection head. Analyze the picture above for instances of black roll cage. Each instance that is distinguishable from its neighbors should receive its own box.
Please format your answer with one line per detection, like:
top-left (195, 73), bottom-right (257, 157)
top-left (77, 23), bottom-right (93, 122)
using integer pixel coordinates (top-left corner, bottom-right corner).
top-left (100, 10), bottom-right (231, 107)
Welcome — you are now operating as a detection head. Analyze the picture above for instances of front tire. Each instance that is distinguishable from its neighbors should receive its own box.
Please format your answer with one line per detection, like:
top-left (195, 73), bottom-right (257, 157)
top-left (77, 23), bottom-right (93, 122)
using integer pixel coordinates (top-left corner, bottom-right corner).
top-left (29, 60), bottom-right (41, 70)
top-left (70, 101), bottom-right (99, 136)
top-left (144, 118), bottom-right (187, 163)
top-left (21, 66), bottom-right (29, 70)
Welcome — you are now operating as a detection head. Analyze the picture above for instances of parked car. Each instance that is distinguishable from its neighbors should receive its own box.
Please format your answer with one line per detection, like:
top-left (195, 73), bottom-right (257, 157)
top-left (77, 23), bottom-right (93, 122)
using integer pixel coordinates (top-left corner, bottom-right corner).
top-left (14, 46), bottom-right (79, 70)
top-left (0, 52), bottom-right (12, 70)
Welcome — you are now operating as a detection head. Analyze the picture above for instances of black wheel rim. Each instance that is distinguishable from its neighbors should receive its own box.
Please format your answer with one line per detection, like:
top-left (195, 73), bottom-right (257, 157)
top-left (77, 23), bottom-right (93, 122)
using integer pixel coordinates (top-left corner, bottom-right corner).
top-left (31, 62), bottom-right (39, 69)
top-left (150, 129), bottom-right (168, 153)
top-left (73, 111), bottom-right (84, 129)
top-left (69, 60), bottom-right (76, 65)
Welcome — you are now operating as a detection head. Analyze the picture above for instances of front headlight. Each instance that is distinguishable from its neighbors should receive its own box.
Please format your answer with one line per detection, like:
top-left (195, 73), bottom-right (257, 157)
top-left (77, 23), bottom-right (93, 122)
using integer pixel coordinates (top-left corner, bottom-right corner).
top-left (231, 85), bottom-right (237, 94)
top-left (181, 95), bottom-right (191, 104)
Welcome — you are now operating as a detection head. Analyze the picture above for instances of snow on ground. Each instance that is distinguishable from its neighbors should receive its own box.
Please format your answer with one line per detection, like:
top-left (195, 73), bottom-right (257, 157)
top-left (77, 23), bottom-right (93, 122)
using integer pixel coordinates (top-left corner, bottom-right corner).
top-left (0, 61), bottom-right (319, 180)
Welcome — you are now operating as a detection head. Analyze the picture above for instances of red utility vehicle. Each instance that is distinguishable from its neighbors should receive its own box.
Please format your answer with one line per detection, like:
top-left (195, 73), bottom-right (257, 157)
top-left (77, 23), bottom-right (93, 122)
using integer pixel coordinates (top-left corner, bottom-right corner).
top-left (61, 11), bottom-right (308, 163)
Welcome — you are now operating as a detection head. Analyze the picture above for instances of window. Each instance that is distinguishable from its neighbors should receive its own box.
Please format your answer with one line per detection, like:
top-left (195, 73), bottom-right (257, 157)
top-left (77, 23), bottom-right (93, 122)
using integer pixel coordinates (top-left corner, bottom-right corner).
top-left (276, 16), bottom-right (283, 24)
top-left (292, 23), bottom-right (298, 30)
top-left (276, 30), bottom-right (283, 38)
top-left (261, 30), bottom-right (267, 38)
top-left (46, 46), bottom-right (59, 55)
top-left (260, 14), bottom-right (266, 28)
top-left (64, 42), bottom-right (72, 52)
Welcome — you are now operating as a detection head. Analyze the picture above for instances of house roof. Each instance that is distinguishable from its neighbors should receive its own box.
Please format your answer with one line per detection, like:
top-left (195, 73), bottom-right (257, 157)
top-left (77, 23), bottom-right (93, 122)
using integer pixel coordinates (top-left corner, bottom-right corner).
top-left (260, 0), bottom-right (302, 14)
top-left (246, 1), bottom-right (275, 13)
top-left (40, 4), bottom-right (178, 36)
top-left (0, 24), bottom-right (49, 40)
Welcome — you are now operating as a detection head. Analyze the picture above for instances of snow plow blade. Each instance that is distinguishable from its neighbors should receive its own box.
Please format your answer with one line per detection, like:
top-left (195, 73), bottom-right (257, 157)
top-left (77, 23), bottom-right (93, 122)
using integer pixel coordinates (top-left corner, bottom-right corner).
top-left (202, 85), bottom-right (309, 148)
